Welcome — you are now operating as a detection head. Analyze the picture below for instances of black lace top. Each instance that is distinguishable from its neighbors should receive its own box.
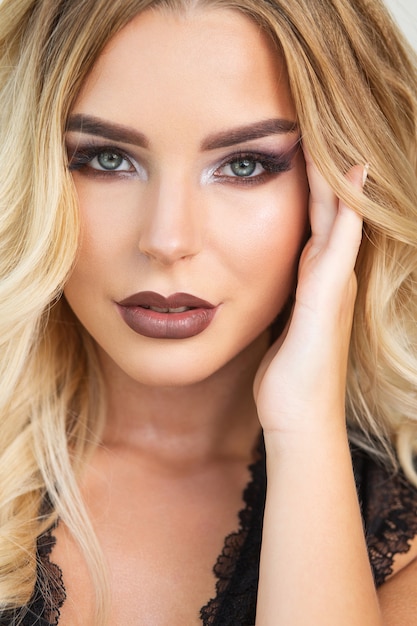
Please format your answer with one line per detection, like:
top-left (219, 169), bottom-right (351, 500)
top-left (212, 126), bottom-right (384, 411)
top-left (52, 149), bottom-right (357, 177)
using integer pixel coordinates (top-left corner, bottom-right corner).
top-left (3, 438), bottom-right (417, 626)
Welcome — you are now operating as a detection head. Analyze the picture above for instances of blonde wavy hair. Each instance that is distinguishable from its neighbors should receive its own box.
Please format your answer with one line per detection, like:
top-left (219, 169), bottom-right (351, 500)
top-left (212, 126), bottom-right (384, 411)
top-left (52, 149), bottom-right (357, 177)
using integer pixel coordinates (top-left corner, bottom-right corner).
top-left (0, 0), bottom-right (416, 622)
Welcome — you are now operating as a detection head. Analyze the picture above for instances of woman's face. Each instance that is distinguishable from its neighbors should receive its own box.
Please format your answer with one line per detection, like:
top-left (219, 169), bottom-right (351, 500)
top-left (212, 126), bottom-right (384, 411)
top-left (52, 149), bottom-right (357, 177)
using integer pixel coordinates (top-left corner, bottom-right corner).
top-left (64, 7), bottom-right (309, 387)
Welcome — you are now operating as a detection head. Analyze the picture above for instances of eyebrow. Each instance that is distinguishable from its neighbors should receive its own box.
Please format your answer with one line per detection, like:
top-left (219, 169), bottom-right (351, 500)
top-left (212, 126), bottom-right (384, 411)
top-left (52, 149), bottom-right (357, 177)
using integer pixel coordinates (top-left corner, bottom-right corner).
top-left (66, 114), bottom-right (298, 150)
top-left (66, 114), bottom-right (149, 148)
top-left (201, 118), bottom-right (298, 150)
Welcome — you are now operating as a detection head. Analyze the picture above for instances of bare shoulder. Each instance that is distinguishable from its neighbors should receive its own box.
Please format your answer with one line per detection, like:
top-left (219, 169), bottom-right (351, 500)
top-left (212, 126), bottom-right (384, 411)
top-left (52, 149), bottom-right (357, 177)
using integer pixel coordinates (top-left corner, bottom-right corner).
top-left (378, 535), bottom-right (417, 624)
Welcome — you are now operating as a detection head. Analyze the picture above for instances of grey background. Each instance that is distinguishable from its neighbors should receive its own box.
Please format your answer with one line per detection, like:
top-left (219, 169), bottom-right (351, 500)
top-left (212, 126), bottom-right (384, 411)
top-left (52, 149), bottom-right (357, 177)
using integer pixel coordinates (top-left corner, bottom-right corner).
top-left (384, 0), bottom-right (417, 47)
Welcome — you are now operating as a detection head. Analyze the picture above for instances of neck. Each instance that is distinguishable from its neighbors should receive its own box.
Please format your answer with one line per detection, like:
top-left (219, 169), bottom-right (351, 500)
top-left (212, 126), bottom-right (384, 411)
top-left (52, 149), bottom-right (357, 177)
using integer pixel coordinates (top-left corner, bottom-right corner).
top-left (99, 332), bottom-right (269, 465)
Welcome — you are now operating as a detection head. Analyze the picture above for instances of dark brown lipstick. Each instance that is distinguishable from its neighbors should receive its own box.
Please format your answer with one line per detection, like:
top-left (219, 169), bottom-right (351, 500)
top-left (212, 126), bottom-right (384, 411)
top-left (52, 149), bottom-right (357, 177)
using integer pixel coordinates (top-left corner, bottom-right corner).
top-left (116, 291), bottom-right (217, 339)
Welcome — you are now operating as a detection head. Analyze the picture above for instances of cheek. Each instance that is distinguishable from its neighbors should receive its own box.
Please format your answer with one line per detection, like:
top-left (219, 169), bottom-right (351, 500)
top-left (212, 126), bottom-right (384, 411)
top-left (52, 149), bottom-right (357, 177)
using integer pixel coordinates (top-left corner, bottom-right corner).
top-left (223, 177), bottom-right (308, 291)
top-left (69, 178), bottom-right (141, 274)
top-left (240, 182), bottom-right (308, 320)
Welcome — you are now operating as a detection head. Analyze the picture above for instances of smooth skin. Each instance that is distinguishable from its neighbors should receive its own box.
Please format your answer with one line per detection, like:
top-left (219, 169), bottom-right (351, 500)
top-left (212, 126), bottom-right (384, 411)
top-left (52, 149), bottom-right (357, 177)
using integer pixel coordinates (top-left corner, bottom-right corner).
top-left (54, 6), bottom-right (417, 626)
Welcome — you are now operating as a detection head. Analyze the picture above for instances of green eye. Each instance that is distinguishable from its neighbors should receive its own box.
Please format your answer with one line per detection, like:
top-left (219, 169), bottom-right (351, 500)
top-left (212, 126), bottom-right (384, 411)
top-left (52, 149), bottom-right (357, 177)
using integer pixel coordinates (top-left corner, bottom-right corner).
top-left (97, 151), bottom-right (125, 170)
top-left (230, 159), bottom-right (257, 177)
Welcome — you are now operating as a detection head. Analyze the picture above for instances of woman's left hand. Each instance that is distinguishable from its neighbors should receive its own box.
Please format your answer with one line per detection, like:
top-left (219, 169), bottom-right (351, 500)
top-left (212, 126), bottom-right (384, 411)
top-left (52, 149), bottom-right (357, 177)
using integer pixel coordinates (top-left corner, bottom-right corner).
top-left (254, 151), bottom-right (365, 436)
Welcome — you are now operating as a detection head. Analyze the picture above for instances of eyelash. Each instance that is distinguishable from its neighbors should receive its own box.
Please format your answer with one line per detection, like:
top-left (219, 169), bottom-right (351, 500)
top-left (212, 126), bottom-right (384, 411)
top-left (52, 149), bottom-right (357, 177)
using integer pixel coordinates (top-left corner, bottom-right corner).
top-left (213, 151), bottom-right (293, 186)
top-left (66, 144), bottom-right (294, 185)
top-left (67, 145), bottom-right (137, 177)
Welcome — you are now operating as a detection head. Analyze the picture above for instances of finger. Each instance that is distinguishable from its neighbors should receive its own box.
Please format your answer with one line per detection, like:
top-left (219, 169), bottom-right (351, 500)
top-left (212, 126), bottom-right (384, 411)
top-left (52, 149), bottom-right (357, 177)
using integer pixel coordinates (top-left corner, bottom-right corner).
top-left (303, 146), bottom-right (339, 246)
top-left (326, 165), bottom-right (364, 274)
top-left (295, 163), bottom-right (365, 311)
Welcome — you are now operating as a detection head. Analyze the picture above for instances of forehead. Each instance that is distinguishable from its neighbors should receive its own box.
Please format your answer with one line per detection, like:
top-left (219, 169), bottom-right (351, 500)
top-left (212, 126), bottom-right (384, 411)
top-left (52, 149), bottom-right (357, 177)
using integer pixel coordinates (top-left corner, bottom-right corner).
top-left (71, 7), bottom-right (295, 141)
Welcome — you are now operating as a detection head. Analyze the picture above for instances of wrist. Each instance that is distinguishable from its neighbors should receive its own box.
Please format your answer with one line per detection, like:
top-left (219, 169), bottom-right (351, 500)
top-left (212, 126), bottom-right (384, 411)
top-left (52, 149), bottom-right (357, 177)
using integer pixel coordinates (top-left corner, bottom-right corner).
top-left (262, 414), bottom-right (350, 459)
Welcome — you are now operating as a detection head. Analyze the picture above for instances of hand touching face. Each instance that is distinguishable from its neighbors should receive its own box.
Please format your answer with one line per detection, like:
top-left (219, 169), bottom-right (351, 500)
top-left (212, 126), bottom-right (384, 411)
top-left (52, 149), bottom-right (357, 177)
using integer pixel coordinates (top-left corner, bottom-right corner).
top-left (254, 153), bottom-right (364, 434)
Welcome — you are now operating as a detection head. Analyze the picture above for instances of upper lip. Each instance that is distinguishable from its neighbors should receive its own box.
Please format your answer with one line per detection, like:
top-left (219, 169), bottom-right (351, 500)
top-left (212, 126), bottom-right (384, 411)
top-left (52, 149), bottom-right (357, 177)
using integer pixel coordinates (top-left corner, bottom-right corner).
top-left (117, 291), bottom-right (215, 309)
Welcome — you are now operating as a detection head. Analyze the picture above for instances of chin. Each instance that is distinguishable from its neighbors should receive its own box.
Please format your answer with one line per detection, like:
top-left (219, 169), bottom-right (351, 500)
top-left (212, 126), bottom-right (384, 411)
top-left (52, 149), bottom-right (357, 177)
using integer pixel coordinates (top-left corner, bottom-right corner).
top-left (105, 353), bottom-right (222, 389)
top-left (133, 369), bottom-right (215, 389)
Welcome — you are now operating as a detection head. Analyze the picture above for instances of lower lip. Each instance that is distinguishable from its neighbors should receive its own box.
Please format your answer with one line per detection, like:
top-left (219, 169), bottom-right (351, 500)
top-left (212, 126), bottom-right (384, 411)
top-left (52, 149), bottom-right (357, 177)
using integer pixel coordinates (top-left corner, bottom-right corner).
top-left (117, 305), bottom-right (217, 339)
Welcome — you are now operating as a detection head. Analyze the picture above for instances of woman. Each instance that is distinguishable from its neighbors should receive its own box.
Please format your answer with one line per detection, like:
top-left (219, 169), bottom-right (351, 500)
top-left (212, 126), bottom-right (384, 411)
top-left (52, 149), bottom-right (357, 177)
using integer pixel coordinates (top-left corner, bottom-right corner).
top-left (1, 0), bottom-right (417, 624)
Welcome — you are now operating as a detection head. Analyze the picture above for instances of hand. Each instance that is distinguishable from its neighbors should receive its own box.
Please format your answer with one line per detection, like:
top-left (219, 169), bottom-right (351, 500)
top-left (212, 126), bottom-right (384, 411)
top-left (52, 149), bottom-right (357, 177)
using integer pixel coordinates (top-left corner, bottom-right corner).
top-left (254, 151), bottom-right (365, 435)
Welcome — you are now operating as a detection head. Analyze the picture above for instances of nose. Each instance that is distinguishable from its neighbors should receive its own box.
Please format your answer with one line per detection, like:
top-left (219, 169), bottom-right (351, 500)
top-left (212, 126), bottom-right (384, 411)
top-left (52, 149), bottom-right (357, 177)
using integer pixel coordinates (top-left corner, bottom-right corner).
top-left (138, 174), bottom-right (203, 265)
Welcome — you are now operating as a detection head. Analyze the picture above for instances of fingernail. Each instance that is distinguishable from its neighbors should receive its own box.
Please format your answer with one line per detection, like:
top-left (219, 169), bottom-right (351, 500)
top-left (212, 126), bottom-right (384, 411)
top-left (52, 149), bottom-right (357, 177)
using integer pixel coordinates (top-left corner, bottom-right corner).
top-left (362, 162), bottom-right (370, 187)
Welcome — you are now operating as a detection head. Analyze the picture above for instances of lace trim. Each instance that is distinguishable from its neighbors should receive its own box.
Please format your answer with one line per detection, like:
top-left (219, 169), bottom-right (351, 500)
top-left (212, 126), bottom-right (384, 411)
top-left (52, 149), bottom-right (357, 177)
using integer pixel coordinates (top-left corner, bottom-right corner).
top-left (32, 527), bottom-right (66, 625)
top-left (0, 526), bottom-right (66, 626)
top-left (199, 435), bottom-right (266, 626)
top-left (353, 449), bottom-right (417, 586)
